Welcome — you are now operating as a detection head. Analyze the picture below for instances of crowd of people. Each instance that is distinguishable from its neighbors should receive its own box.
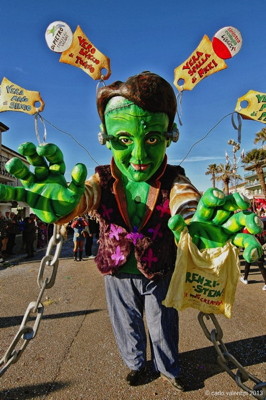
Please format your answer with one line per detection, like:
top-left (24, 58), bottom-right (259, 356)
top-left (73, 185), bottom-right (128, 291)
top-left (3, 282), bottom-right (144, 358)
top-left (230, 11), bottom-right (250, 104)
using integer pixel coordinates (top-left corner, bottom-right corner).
top-left (0, 211), bottom-right (53, 262)
top-left (0, 210), bottom-right (100, 263)
top-left (0, 211), bottom-right (99, 263)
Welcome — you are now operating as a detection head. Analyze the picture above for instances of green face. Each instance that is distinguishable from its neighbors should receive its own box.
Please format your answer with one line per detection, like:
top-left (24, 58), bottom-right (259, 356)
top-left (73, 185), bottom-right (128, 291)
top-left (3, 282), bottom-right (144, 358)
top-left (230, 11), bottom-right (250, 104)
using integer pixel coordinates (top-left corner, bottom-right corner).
top-left (105, 103), bottom-right (169, 182)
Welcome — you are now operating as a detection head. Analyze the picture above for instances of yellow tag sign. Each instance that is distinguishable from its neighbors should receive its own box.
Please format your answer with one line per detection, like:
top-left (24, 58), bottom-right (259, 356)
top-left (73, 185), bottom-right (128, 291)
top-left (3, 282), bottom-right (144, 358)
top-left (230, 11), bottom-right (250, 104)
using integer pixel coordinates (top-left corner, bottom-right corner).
top-left (0, 77), bottom-right (45, 115)
top-left (174, 35), bottom-right (227, 91)
top-left (60, 26), bottom-right (111, 80)
top-left (235, 90), bottom-right (266, 123)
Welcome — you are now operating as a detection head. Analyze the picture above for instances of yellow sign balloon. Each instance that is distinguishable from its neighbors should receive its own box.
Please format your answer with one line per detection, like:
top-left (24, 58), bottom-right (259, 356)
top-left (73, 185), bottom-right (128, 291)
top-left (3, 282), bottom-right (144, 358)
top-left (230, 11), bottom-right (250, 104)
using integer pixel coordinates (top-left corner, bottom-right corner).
top-left (174, 35), bottom-right (227, 91)
top-left (60, 26), bottom-right (111, 80)
top-left (235, 90), bottom-right (266, 123)
top-left (0, 77), bottom-right (45, 115)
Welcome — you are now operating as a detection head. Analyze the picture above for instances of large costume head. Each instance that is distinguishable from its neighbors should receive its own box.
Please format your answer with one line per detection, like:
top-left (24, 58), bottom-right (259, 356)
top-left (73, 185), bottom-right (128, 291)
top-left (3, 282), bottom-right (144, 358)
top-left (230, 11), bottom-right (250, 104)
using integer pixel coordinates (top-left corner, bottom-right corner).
top-left (96, 71), bottom-right (179, 182)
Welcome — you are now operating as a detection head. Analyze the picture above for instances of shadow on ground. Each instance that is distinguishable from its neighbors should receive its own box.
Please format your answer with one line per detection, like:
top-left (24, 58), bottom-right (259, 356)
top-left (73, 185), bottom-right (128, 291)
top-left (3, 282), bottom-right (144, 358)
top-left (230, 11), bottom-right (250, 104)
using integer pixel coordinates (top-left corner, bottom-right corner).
top-left (179, 335), bottom-right (265, 391)
top-left (131, 335), bottom-right (265, 392)
top-left (0, 309), bottom-right (103, 328)
top-left (0, 381), bottom-right (70, 400)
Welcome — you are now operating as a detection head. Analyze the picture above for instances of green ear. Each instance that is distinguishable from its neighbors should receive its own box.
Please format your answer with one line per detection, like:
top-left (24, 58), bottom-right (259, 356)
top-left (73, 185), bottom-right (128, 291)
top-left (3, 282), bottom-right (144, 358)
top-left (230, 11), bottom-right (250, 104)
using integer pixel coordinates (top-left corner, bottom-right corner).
top-left (163, 122), bottom-right (179, 147)
top-left (98, 123), bottom-right (112, 147)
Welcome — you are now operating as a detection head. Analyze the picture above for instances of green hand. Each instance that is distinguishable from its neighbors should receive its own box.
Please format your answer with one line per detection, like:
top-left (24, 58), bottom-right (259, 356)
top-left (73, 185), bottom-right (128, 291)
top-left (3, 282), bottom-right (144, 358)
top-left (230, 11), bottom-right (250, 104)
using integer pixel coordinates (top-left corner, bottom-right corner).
top-left (168, 188), bottom-right (263, 263)
top-left (0, 142), bottom-right (87, 223)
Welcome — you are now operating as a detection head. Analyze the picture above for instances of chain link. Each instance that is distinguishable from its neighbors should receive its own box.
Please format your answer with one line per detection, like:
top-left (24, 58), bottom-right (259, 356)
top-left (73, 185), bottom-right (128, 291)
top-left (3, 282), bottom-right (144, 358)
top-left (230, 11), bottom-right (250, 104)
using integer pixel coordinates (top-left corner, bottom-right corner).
top-left (198, 312), bottom-right (266, 400)
top-left (0, 224), bottom-right (63, 377)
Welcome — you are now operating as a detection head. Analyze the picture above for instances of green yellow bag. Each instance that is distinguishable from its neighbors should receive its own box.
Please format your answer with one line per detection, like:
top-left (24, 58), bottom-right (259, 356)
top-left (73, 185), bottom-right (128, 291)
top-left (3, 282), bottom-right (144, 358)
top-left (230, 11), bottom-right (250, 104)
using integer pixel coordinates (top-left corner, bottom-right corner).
top-left (163, 228), bottom-right (240, 318)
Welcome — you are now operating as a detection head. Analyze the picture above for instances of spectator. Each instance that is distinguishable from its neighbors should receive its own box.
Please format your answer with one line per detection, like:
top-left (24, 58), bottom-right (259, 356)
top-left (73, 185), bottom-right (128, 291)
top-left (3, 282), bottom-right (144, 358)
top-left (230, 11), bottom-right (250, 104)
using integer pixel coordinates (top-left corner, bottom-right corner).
top-left (90, 217), bottom-right (99, 258)
top-left (240, 232), bottom-right (266, 290)
top-left (71, 216), bottom-right (88, 261)
top-left (47, 223), bottom-right (54, 240)
top-left (83, 222), bottom-right (93, 258)
top-left (30, 213), bottom-right (38, 251)
top-left (24, 215), bottom-right (37, 258)
top-left (6, 214), bottom-right (20, 255)
top-left (84, 216), bottom-right (99, 258)
top-left (0, 212), bottom-right (8, 257)
top-left (37, 219), bottom-right (48, 248)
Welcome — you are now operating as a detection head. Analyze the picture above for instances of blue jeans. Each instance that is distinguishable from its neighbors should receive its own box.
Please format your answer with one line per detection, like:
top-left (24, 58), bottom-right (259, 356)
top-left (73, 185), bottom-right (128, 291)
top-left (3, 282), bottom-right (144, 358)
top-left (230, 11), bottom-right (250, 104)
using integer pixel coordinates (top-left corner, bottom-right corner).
top-left (104, 272), bottom-right (180, 378)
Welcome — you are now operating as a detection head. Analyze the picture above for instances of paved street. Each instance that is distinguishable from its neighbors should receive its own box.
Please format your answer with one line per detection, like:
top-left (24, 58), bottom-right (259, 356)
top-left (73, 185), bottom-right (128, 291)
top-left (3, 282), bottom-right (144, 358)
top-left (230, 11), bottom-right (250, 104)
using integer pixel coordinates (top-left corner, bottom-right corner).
top-left (0, 239), bottom-right (265, 400)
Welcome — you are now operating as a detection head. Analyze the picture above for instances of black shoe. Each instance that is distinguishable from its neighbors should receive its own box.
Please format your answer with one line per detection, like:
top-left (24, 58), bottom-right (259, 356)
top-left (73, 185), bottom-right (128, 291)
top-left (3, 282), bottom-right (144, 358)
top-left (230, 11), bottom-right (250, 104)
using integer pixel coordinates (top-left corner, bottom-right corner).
top-left (126, 367), bottom-right (146, 386)
top-left (161, 374), bottom-right (185, 391)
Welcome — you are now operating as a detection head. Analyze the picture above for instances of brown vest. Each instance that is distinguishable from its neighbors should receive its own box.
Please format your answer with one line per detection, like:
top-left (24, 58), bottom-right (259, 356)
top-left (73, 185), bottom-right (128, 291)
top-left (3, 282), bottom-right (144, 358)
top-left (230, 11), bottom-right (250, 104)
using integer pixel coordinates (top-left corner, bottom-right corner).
top-left (94, 158), bottom-right (185, 279)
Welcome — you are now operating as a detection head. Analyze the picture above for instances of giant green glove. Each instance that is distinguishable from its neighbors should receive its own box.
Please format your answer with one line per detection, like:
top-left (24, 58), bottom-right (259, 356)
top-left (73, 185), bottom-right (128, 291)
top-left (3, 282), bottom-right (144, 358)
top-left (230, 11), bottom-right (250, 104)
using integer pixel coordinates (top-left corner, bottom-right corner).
top-left (0, 142), bottom-right (87, 223)
top-left (168, 188), bottom-right (263, 263)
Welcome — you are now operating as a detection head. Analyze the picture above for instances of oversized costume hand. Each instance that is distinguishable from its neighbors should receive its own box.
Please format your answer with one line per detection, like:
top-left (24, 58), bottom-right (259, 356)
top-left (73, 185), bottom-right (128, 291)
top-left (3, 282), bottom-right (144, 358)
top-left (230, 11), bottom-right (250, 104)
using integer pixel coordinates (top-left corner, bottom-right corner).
top-left (168, 188), bottom-right (263, 263)
top-left (0, 142), bottom-right (87, 223)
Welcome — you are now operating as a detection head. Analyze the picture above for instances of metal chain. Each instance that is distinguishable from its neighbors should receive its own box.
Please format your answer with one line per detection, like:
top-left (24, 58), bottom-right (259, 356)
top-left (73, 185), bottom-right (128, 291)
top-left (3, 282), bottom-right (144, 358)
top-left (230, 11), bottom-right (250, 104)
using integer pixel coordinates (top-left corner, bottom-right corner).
top-left (198, 312), bottom-right (266, 400)
top-left (0, 224), bottom-right (63, 377)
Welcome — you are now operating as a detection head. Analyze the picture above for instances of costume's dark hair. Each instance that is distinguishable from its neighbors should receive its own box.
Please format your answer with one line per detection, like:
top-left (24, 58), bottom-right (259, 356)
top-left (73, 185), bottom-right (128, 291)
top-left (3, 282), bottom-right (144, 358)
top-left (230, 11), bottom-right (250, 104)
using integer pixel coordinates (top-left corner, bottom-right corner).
top-left (96, 71), bottom-right (177, 131)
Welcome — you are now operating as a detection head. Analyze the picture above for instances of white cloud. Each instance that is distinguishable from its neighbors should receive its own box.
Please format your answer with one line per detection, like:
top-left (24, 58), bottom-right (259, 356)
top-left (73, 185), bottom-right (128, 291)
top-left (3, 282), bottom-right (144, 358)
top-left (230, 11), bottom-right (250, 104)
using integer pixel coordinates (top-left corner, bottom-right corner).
top-left (169, 156), bottom-right (224, 163)
top-left (14, 67), bottom-right (25, 74)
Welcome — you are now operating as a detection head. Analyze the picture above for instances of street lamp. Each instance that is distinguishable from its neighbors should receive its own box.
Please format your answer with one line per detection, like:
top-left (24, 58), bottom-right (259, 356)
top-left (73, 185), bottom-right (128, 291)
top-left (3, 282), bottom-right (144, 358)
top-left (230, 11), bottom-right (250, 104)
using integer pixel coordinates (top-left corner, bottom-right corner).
top-left (227, 139), bottom-right (241, 190)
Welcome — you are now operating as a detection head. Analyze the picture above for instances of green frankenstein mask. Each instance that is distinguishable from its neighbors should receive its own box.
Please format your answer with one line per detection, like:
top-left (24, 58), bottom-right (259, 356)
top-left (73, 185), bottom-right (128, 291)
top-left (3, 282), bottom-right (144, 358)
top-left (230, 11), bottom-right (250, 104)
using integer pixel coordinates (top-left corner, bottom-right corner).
top-left (104, 97), bottom-right (170, 182)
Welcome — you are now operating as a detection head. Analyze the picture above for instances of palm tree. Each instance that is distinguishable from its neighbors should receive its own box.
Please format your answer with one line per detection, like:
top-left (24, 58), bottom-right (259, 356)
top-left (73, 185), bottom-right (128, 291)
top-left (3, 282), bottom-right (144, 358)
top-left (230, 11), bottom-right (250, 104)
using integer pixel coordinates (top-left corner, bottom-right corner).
top-left (205, 164), bottom-right (219, 187)
top-left (242, 148), bottom-right (266, 198)
top-left (215, 163), bottom-right (242, 195)
top-left (254, 128), bottom-right (266, 147)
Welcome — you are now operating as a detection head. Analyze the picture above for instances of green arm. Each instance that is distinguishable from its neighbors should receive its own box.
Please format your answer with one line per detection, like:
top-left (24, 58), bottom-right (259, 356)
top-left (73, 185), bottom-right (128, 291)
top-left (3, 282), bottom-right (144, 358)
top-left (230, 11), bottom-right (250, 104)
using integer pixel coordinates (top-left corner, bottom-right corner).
top-left (0, 142), bottom-right (87, 223)
top-left (168, 187), bottom-right (263, 263)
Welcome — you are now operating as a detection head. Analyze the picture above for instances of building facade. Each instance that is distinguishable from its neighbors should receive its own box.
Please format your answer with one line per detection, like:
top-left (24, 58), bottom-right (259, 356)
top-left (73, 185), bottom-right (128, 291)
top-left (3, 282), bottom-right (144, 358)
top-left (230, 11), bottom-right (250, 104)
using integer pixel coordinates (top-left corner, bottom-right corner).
top-left (229, 166), bottom-right (266, 214)
top-left (0, 143), bottom-right (30, 217)
top-left (244, 167), bottom-right (266, 198)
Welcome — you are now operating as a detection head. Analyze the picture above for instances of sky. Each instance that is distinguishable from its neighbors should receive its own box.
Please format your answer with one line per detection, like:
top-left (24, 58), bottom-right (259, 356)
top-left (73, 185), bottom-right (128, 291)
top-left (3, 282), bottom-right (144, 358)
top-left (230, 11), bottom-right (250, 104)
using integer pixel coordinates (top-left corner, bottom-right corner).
top-left (0, 0), bottom-right (265, 192)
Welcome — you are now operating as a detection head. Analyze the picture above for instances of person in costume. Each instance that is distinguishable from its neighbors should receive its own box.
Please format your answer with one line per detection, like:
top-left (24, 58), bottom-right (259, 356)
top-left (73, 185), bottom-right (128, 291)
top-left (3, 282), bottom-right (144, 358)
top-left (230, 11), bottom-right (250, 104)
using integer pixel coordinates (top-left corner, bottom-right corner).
top-left (0, 71), bottom-right (263, 391)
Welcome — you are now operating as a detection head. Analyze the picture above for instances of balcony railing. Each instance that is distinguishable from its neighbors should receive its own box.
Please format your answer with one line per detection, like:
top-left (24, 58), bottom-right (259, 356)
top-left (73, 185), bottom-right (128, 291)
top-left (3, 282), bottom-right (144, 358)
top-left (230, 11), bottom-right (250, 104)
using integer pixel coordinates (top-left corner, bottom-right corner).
top-left (245, 181), bottom-right (261, 189)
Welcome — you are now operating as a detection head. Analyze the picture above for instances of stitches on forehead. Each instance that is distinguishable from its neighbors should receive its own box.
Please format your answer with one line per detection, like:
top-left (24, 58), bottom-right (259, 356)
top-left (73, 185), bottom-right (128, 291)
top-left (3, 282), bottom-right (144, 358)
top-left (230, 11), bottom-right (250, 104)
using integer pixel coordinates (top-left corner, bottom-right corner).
top-left (104, 96), bottom-right (135, 116)
top-left (104, 97), bottom-right (152, 119)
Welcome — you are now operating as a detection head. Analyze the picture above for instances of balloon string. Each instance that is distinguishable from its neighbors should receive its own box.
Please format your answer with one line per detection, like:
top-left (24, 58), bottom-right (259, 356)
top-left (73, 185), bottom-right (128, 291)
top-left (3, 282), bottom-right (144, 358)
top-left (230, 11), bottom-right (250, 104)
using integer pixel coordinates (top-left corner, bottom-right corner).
top-left (176, 91), bottom-right (183, 127)
top-left (231, 112), bottom-right (242, 144)
top-left (178, 112), bottom-right (234, 166)
top-left (41, 116), bottom-right (99, 165)
top-left (34, 112), bottom-right (47, 145)
top-left (96, 76), bottom-right (106, 95)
